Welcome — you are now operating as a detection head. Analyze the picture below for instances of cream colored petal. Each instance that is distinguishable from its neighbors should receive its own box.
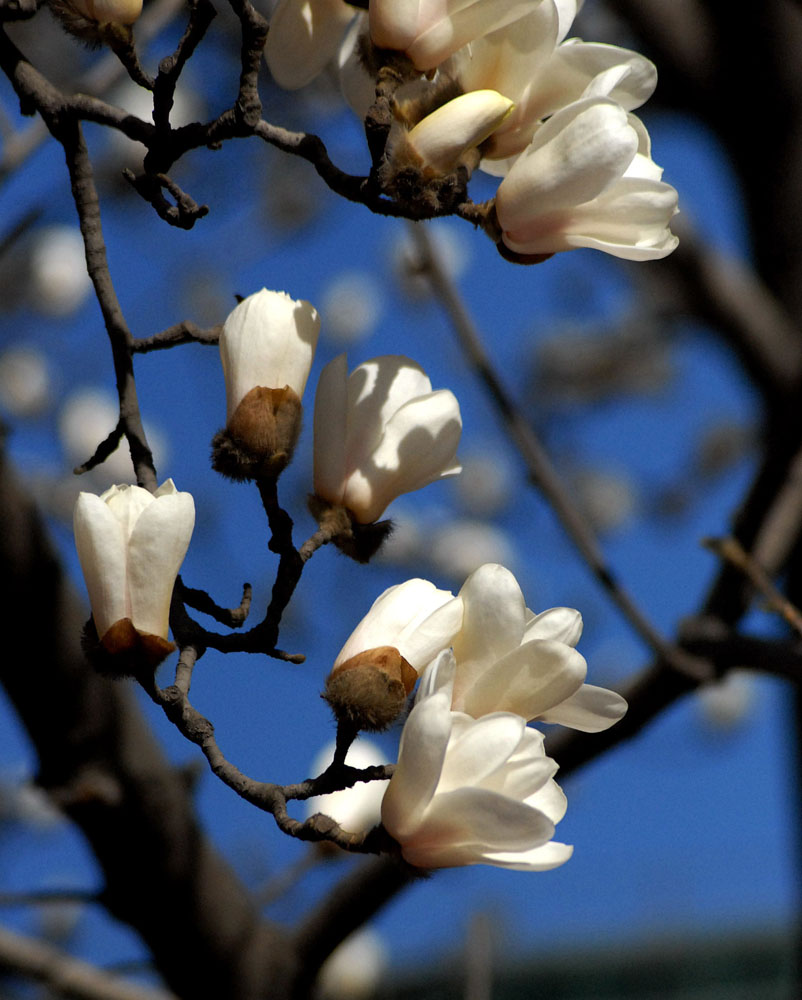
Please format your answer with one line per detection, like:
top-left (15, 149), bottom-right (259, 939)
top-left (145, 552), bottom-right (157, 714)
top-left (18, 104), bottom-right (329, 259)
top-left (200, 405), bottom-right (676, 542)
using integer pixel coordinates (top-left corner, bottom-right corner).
top-left (313, 353), bottom-right (349, 505)
top-left (538, 682), bottom-right (628, 731)
top-left (522, 606), bottom-right (583, 645)
top-left (480, 840), bottom-right (573, 871)
top-left (458, 639), bottom-right (587, 720)
top-left (334, 579), bottom-right (456, 667)
top-left (381, 692), bottom-right (452, 840)
top-left (266, 0), bottom-right (355, 90)
top-left (496, 98), bottom-right (637, 223)
top-left (406, 0), bottom-right (538, 70)
top-left (347, 389), bottom-right (462, 523)
top-left (344, 356), bottom-right (433, 477)
top-left (437, 712), bottom-right (526, 792)
top-left (102, 483), bottom-right (154, 540)
top-left (127, 490), bottom-right (195, 639)
top-left (416, 648), bottom-right (458, 703)
top-left (220, 289), bottom-right (320, 418)
top-left (74, 492), bottom-right (130, 638)
top-left (407, 91), bottom-right (514, 172)
top-left (450, 563), bottom-right (526, 707)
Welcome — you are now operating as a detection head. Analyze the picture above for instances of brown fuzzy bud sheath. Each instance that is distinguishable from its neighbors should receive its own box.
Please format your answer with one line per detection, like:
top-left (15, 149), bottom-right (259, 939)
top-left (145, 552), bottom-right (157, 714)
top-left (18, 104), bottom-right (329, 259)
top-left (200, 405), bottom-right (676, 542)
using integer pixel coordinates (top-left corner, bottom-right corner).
top-left (212, 385), bottom-right (302, 481)
top-left (93, 617), bottom-right (176, 675)
top-left (323, 646), bottom-right (418, 732)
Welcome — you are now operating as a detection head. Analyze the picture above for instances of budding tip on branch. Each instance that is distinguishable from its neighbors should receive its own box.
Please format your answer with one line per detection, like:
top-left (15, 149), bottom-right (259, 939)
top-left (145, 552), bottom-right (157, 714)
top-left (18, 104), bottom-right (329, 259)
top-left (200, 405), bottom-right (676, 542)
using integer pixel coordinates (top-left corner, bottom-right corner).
top-left (323, 646), bottom-right (417, 732)
top-left (211, 385), bottom-right (302, 481)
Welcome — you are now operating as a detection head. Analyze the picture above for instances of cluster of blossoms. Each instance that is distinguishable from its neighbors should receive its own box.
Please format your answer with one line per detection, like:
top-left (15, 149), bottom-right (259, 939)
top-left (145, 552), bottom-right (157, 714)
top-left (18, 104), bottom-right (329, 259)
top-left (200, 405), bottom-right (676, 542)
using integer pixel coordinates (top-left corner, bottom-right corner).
top-left (265, 0), bottom-right (679, 261)
top-left (322, 562), bottom-right (626, 870)
top-left (74, 287), bottom-right (625, 872)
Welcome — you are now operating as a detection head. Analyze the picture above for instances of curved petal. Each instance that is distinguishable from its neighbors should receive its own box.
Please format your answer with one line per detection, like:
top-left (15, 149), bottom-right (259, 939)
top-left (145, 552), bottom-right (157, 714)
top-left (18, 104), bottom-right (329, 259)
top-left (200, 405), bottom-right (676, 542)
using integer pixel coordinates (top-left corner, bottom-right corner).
top-left (416, 648), bottom-right (458, 703)
top-left (523, 606), bottom-right (583, 645)
top-left (451, 563), bottom-right (526, 706)
top-left (411, 785), bottom-right (555, 855)
top-left (350, 389), bottom-right (462, 523)
top-left (407, 91), bottom-right (514, 172)
top-left (265, 0), bottom-right (355, 90)
top-left (73, 492), bottom-right (130, 638)
top-left (395, 597), bottom-right (464, 671)
top-left (313, 353), bottom-right (349, 505)
top-left (437, 712), bottom-right (526, 792)
top-left (220, 289), bottom-right (320, 416)
top-left (525, 775), bottom-right (568, 824)
top-left (406, 0), bottom-right (539, 71)
top-left (480, 839), bottom-right (573, 871)
top-left (496, 98), bottom-right (637, 223)
top-left (127, 490), bottom-right (195, 638)
top-left (458, 639), bottom-right (587, 719)
top-left (537, 682), bottom-right (628, 731)
top-left (344, 356), bottom-right (433, 477)
top-left (381, 693), bottom-right (452, 839)
top-left (101, 483), bottom-right (154, 539)
top-left (334, 578), bottom-right (457, 667)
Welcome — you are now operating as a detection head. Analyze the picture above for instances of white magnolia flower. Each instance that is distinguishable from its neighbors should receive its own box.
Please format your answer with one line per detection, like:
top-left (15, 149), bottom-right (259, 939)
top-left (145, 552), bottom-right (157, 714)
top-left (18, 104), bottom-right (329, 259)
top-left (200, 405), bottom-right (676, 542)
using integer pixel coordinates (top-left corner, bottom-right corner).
top-left (381, 665), bottom-right (573, 870)
top-left (369, 0), bottom-right (538, 71)
top-left (219, 288), bottom-right (320, 421)
top-left (215, 288), bottom-right (320, 477)
top-left (265, 0), bottom-right (355, 90)
top-left (73, 480), bottom-right (195, 659)
top-left (446, 1), bottom-right (656, 169)
top-left (494, 97), bottom-right (679, 261)
top-left (334, 578), bottom-right (462, 674)
top-left (305, 739), bottom-right (389, 835)
top-left (324, 578), bottom-right (462, 731)
top-left (422, 563), bottom-right (627, 732)
top-left (313, 354), bottom-right (462, 524)
top-left (403, 90), bottom-right (514, 172)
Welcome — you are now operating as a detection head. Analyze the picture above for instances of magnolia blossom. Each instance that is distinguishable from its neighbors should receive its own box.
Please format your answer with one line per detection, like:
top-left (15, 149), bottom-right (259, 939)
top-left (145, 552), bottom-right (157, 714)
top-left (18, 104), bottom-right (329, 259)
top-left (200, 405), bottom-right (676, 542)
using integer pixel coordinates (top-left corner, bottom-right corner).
top-left (334, 578), bottom-right (461, 674)
top-left (495, 97), bottom-right (679, 261)
top-left (381, 662), bottom-right (572, 870)
top-left (73, 480), bottom-right (195, 662)
top-left (324, 578), bottom-right (462, 731)
top-left (369, 0), bottom-right (538, 71)
top-left (420, 563), bottom-right (627, 732)
top-left (312, 354), bottom-right (462, 524)
top-left (401, 90), bottom-right (514, 172)
top-left (446, 0), bottom-right (656, 169)
top-left (215, 288), bottom-right (320, 477)
top-left (265, 0), bottom-right (355, 89)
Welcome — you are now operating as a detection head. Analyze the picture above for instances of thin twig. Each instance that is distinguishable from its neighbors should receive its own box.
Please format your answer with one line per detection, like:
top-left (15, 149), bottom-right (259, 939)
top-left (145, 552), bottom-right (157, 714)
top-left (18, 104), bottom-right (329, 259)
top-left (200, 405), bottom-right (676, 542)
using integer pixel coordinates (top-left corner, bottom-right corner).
top-left (703, 536), bottom-right (802, 636)
top-left (407, 221), bottom-right (711, 683)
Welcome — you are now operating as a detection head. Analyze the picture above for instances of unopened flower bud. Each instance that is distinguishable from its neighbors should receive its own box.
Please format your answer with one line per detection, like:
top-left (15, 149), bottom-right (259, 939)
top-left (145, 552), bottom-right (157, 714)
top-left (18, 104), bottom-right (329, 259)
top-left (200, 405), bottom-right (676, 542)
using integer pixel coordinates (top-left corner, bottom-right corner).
top-left (323, 645), bottom-right (418, 732)
top-left (49, 0), bottom-right (142, 44)
top-left (212, 288), bottom-right (320, 481)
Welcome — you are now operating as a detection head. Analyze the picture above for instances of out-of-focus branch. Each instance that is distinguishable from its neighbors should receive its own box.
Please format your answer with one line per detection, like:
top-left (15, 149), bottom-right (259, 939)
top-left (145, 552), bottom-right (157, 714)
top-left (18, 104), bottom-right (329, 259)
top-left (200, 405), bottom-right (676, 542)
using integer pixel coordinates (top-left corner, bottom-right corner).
top-left (0, 449), bottom-right (289, 999)
top-left (407, 221), bottom-right (710, 684)
top-left (0, 924), bottom-right (178, 1000)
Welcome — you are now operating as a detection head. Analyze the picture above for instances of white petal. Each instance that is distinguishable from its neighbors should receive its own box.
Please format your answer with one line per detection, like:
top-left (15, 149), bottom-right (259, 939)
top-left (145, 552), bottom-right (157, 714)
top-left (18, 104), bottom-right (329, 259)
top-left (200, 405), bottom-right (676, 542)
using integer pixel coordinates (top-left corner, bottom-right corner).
top-left (411, 785), bottom-right (555, 856)
top-left (348, 389), bottom-right (462, 523)
top-left (219, 289), bottom-right (320, 418)
top-left (525, 774), bottom-right (568, 824)
top-left (407, 91), bottom-right (514, 171)
top-left (344, 356), bottom-right (433, 476)
top-left (101, 483), bottom-right (154, 539)
top-left (437, 712), bottom-right (526, 792)
top-left (458, 639), bottom-right (587, 720)
top-left (313, 353), bottom-right (349, 505)
top-left (480, 839), bottom-right (573, 871)
top-left (406, 0), bottom-right (539, 71)
top-left (538, 682), bottom-right (628, 731)
top-left (523, 606), bottom-right (583, 645)
top-left (496, 98), bottom-right (637, 223)
top-left (395, 595), bottom-right (464, 671)
top-left (265, 0), bottom-right (355, 90)
top-left (381, 692), bottom-right (451, 839)
top-left (127, 489), bottom-right (195, 638)
top-left (73, 492), bottom-right (130, 638)
top-left (333, 579), bottom-right (456, 667)
top-left (450, 563), bottom-right (526, 707)
top-left (416, 647), bottom-right (458, 703)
